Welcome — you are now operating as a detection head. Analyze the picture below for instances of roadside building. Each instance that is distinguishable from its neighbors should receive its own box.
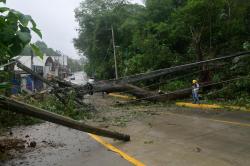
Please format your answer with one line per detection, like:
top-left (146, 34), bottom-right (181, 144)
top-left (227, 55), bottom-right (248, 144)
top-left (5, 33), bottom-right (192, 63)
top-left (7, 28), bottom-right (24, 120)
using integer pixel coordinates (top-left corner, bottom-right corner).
top-left (12, 54), bottom-right (68, 94)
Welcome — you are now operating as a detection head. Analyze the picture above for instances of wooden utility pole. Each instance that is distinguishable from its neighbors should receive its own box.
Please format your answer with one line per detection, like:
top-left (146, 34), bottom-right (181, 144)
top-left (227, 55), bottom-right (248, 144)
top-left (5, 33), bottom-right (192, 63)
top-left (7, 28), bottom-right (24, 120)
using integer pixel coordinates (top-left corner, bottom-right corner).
top-left (111, 25), bottom-right (118, 79)
top-left (0, 96), bottom-right (130, 141)
top-left (115, 51), bottom-right (250, 84)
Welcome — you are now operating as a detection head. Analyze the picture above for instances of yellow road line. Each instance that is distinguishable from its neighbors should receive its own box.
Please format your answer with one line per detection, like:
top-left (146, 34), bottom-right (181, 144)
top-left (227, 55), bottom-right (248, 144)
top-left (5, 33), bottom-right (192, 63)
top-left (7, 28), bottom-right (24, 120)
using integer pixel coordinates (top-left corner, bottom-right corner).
top-left (109, 93), bottom-right (136, 100)
top-left (209, 119), bottom-right (250, 127)
top-left (89, 134), bottom-right (146, 166)
top-left (176, 102), bottom-right (250, 112)
top-left (166, 109), bottom-right (250, 127)
top-left (176, 102), bottom-right (221, 109)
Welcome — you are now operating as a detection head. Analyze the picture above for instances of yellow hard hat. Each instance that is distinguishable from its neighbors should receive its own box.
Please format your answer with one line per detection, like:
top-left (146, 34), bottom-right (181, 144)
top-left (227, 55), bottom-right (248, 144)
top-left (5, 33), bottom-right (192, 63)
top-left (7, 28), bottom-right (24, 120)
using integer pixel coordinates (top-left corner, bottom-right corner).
top-left (192, 80), bottom-right (197, 84)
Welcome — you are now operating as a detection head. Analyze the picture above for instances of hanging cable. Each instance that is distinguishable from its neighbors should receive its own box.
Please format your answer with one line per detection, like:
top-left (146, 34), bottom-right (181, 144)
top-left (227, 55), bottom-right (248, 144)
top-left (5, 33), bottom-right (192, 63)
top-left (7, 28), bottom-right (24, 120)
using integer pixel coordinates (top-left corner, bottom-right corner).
top-left (121, 75), bottom-right (250, 104)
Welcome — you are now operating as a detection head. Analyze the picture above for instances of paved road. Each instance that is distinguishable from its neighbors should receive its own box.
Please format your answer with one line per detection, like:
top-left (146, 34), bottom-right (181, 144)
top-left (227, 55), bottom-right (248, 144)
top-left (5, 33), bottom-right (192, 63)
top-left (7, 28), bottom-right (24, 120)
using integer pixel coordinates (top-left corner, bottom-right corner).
top-left (67, 71), bottom-right (87, 85)
top-left (3, 123), bottom-right (132, 166)
top-left (106, 106), bottom-right (250, 166)
top-left (3, 97), bottom-right (250, 166)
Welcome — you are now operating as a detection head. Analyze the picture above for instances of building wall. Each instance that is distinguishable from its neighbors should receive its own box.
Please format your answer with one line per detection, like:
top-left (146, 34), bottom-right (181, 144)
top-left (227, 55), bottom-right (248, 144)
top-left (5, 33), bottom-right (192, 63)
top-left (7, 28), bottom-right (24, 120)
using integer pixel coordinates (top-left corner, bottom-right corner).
top-left (12, 55), bottom-right (69, 93)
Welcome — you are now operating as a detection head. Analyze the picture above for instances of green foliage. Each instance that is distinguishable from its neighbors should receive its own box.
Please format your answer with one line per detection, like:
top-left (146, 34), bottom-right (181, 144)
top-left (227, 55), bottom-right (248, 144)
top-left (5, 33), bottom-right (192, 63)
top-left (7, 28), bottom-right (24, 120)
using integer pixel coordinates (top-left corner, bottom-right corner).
top-left (30, 43), bottom-right (43, 59)
top-left (74, 0), bottom-right (250, 102)
top-left (243, 41), bottom-right (250, 50)
top-left (0, 0), bottom-right (44, 129)
top-left (22, 41), bottom-right (62, 57)
top-left (0, 1), bottom-right (42, 64)
top-left (74, 0), bottom-right (250, 80)
top-left (160, 80), bottom-right (189, 92)
top-left (207, 78), bottom-right (250, 105)
top-left (68, 57), bottom-right (85, 72)
top-left (29, 95), bottom-right (93, 121)
top-left (0, 82), bottom-right (11, 89)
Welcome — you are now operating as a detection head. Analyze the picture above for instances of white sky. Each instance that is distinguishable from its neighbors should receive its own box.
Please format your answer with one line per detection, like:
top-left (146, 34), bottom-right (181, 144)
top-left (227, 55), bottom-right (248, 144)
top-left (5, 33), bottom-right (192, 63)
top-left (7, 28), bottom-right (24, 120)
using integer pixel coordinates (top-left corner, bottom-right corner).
top-left (5, 0), bottom-right (143, 59)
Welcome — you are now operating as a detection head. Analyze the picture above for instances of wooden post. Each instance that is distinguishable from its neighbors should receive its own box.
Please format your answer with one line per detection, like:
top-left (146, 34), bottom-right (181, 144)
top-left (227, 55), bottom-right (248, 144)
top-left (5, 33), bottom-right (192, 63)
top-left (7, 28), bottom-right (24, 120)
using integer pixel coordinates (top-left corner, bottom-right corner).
top-left (0, 96), bottom-right (130, 141)
top-left (111, 25), bottom-right (118, 79)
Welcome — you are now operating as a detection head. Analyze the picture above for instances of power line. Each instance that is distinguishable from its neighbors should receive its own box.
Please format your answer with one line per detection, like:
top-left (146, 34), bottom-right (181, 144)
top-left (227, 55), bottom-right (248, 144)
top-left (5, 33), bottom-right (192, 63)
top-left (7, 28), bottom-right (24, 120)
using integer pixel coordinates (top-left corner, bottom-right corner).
top-left (121, 75), bottom-right (250, 104)
top-left (112, 63), bottom-right (230, 95)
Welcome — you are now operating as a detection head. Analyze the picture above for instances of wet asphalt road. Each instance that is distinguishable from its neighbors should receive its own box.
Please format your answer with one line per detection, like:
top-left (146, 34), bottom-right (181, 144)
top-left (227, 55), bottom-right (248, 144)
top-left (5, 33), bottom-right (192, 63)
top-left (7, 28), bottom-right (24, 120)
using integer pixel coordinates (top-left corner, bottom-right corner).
top-left (3, 72), bottom-right (132, 166)
top-left (3, 123), bottom-right (132, 166)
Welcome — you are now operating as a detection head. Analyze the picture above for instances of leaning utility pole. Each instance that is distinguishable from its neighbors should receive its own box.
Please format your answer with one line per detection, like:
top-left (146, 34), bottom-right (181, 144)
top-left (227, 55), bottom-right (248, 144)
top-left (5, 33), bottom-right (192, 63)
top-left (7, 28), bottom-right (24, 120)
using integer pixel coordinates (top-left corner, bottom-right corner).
top-left (111, 25), bottom-right (118, 79)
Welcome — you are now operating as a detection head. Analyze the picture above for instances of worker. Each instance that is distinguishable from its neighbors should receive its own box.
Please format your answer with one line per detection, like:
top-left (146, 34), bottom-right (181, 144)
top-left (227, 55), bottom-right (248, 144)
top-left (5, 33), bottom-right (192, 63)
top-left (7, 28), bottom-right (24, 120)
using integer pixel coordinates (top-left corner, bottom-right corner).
top-left (192, 80), bottom-right (200, 104)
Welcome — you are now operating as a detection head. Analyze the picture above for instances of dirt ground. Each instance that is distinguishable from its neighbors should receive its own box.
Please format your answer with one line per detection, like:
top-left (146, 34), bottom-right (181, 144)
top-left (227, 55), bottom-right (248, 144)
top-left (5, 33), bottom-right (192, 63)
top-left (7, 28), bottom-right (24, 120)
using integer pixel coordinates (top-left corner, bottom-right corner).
top-left (1, 94), bottom-right (250, 166)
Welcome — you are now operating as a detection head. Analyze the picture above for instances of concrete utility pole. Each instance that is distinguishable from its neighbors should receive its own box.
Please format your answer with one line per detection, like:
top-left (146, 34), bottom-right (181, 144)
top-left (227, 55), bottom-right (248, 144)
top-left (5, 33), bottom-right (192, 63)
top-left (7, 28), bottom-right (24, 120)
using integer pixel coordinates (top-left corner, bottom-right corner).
top-left (111, 25), bottom-right (118, 79)
top-left (0, 96), bottom-right (130, 141)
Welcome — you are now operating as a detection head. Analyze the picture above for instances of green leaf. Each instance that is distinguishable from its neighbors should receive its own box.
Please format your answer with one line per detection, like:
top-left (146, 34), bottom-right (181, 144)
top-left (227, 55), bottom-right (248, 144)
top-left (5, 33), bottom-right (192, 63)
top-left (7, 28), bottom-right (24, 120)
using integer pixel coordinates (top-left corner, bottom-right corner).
top-left (17, 31), bottom-right (31, 43)
top-left (0, 7), bottom-right (9, 13)
top-left (30, 18), bottom-right (37, 28)
top-left (30, 43), bottom-right (43, 59)
top-left (31, 27), bottom-right (42, 39)
top-left (0, 82), bottom-right (11, 89)
top-left (0, 0), bottom-right (6, 4)
top-left (19, 14), bottom-right (32, 27)
top-left (8, 37), bottom-right (25, 56)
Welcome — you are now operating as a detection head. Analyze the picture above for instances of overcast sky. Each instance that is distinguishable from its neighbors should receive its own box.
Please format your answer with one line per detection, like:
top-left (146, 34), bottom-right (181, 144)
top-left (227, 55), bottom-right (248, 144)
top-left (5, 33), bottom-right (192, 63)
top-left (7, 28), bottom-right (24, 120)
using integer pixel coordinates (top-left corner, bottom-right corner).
top-left (5, 0), bottom-right (143, 59)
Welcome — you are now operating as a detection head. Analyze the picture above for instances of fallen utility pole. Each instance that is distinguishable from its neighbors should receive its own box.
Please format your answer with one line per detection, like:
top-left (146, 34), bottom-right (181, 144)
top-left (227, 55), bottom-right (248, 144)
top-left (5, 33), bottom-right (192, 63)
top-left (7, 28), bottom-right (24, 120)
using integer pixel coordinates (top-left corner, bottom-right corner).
top-left (57, 52), bottom-right (250, 98)
top-left (17, 52), bottom-right (250, 103)
top-left (16, 60), bottom-right (56, 87)
top-left (16, 60), bottom-right (86, 106)
top-left (0, 96), bottom-right (130, 141)
top-left (116, 51), bottom-right (250, 84)
top-left (122, 76), bottom-right (250, 104)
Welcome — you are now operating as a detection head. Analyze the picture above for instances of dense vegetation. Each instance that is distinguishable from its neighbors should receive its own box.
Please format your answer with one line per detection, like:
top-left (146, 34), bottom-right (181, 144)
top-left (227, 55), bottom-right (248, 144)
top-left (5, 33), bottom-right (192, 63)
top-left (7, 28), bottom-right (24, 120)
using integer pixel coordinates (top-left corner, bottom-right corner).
top-left (74, 0), bottom-right (250, 102)
top-left (21, 41), bottom-right (61, 57)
